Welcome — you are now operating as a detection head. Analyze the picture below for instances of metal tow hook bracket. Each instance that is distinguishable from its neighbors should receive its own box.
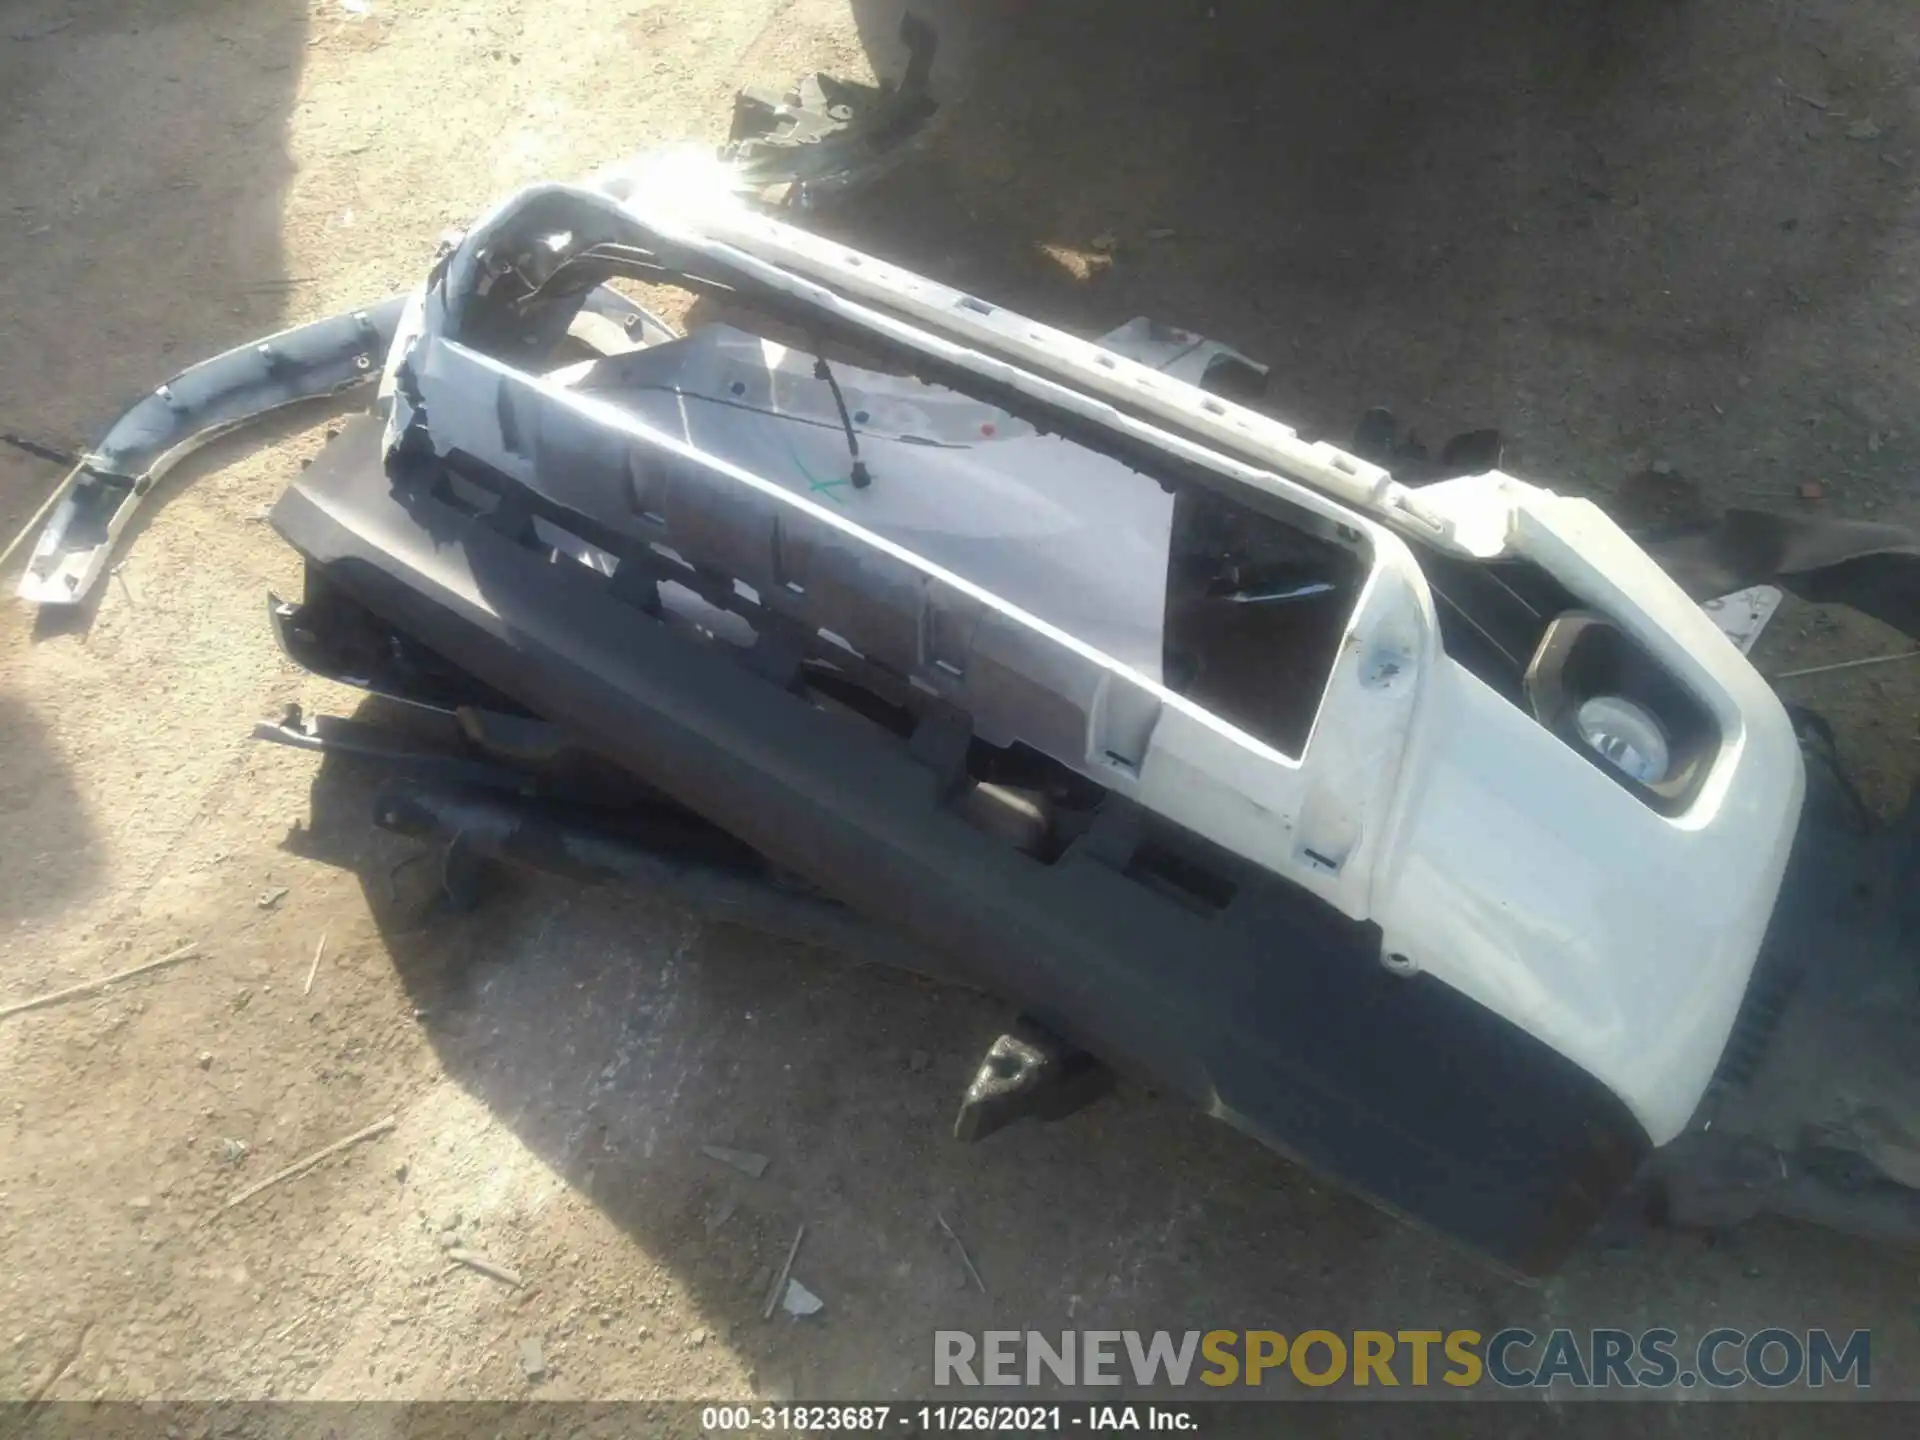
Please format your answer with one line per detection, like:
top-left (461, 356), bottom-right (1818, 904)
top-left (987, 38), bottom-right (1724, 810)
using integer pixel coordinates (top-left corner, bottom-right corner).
top-left (953, 1021), bottom-right (1114, 1144)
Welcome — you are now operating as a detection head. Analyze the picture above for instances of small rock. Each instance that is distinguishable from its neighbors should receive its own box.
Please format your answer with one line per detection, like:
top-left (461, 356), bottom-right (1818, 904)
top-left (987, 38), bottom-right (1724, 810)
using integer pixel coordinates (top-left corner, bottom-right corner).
top-left (128, 1197), bottom-right (152, 1215)
top-left (519, 1335), bottom-right (546, 1381)
top-left (599, 1312), bottom-right (613, 1327)
top-left (1089, 230), bottom-right (1118, 253)
top-left (1846, 120), bottom-right (1883, 141)
top-left (1145, 227), bottom-right (1177, 241)
top-left (442, 1208), bottom-right (463, 1230)
top-left (394, 1162), bottom-right (409, 1183)
top-left (1649, 458), bottom-right (1675, 477)
top-left (216, 1138), bottom-right (251, 1166)
top-left (232, 988), bottom-right (253, 1012)
top-left (256, 886), bottom-right (290, 910)
top-left (1800, 479), bottom-right (1826, 502)
top-left (438, 1230), bottom-right (460, 1250)
top-left (687, 1329), bottom-right (708, 1349)
top-left (908, 1049), bottom-right (931, 1073)
top-left (196, 1052), bottom-right (214, 1070)
top-left (1743, 1262), bottom-right (1764, 1279)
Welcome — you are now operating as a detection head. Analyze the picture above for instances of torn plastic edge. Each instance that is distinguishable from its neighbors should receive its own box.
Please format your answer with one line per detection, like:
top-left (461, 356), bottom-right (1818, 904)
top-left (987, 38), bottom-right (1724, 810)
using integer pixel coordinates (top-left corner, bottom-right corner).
top-left (15, 296), bottom-right (409, 606)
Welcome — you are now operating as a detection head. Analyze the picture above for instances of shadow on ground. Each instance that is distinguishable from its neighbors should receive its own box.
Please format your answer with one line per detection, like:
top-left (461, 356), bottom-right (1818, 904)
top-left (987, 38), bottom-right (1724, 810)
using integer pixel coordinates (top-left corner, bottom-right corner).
top-left (0, 693), bottom-right (102, 929)
top-left (0, 0), bottom-right (310, 576)
top-left (290, 740), bottom-right (1438, 1401)
top-left (0, 0), bottom-right (310, 933)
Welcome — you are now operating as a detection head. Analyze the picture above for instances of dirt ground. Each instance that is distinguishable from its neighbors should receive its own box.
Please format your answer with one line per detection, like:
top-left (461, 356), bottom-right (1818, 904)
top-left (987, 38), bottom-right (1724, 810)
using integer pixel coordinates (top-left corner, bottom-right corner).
top-left (3, 0), bottom-right (1920, 1419)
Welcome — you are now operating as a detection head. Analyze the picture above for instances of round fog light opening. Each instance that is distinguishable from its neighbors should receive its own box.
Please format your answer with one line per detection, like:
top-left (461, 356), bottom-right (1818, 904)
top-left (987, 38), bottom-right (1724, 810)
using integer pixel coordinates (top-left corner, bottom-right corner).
top-left (1575, 695), bottom-right (1671, 784)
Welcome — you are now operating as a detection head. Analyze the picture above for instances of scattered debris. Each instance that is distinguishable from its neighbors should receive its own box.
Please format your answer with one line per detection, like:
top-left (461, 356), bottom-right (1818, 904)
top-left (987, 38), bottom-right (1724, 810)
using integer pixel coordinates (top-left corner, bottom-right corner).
top-left (1799, 479), bottom-right (1825, 502)
top-left (1039, 242), bottom-right (1113, 281)
top-left (762, 1224), bottom-right (806, 1320)
top-left (0, 942), bottom-right (200, 1022)
top-left (1846, 120), bottom-right (1884, 141)
top-left (936, 1212), bottom-right (987, 1294)
top-left (1775, 649), bottom-right (1920, 682)
top-left (257, 886), bottom-right (290, 910)
top-left (1777, 78), bottom-right (1831, 111)
top-left (706, 1190), bottom-right (741, 1235)
top-left (216, 1115), bottom-right (398, 1214)
top-left (272, 1312), bottom-right (312, 1344)
top-left (716, 11), bottom-right (938, 203)
top-left (1701, 587), bottom-right (1784, 656)
top-left (303, 931), bottom-right (327, 996)
top-left (701, 1144), bottom-right (770, 1179)
top-left (448, 1248), bottom-right (523, 1289)
top-left (781, 1279), bottom-right (825, 1317)
top-left (519, 1335), bottom-right (546, 1381)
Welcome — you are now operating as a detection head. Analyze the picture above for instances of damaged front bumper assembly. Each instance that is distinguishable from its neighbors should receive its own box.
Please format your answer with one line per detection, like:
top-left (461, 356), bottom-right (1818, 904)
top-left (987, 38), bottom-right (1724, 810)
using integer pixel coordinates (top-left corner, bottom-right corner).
top-left (22, 97), bottom-right (1920, 1273)
top-left (263, 165), bottom-right (1816, 1277)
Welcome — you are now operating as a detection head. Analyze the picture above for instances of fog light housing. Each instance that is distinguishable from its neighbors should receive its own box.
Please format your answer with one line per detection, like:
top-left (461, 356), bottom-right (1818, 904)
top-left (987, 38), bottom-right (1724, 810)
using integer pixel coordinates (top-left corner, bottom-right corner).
top-left (1525, 612), bottom-right (1717, 814)
top-left (1575, 694), bottom-right (1672, 785)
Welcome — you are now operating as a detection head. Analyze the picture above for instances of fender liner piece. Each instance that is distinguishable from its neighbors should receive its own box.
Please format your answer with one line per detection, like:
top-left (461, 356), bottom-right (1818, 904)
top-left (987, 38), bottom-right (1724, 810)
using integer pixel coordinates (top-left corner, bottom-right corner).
top-left (14, 296), bottom-right (409, 606)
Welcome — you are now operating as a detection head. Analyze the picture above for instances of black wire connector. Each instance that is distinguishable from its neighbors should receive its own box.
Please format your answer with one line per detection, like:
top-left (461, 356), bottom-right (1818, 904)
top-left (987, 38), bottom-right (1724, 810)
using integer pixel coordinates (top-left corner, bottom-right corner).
top-left (812, 355), bottom-right (872, 490)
